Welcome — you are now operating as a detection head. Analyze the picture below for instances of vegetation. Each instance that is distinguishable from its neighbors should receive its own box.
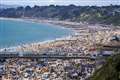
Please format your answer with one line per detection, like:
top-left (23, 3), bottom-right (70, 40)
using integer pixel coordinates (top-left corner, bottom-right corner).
top-left (90, 51), bottom-right (120, 80)
top-left (0, 5), bottom-right (120, 26)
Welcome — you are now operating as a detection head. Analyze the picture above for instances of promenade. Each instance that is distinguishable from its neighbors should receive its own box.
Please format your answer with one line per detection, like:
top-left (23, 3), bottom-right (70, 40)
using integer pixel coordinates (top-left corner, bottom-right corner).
top-left (0, 52), bottom-right (95, 60)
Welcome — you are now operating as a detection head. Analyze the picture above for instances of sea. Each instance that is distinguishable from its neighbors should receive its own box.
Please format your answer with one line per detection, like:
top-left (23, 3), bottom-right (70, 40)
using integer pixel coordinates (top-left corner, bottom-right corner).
top-left (0, 19), bottom-right (73, 49)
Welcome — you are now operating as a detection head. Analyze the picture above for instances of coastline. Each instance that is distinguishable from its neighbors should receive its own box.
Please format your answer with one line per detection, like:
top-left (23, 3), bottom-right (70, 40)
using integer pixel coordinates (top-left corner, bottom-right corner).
top-left (0, 36), bottom-right (73, 52)
top-left (0, 17), bottom-right (79, 33)
top-left (1, 17), bottom-right (118, 52)
top-left (0, 17), bottom-right (78, 52)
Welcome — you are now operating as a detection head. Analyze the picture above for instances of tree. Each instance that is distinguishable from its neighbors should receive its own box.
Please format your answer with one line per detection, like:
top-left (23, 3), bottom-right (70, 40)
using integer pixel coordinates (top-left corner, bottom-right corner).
top-left (90, 51), bottom-right (120, 80)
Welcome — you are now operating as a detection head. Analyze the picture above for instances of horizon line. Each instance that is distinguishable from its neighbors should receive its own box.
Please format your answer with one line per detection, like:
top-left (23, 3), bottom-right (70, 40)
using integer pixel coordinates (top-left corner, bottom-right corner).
top-left (1, 3), bottom-right (120, 7)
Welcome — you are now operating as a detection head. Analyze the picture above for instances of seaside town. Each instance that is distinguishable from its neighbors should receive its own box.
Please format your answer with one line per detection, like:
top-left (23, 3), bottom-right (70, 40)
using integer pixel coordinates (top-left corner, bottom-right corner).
top-left (0, 1), bottom-right (120, 79)
top-left (0, 19), bottom-right (120, 80)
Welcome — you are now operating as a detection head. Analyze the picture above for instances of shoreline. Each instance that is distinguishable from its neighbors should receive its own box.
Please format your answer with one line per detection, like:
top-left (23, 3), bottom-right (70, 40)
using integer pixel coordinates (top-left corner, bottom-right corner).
top-left (0, 17), bottom-right (79, 33)
top-left (0, 35), bottom-right (74, 52)
top-left (0, 17), bottom-right (78, 52)
top-left (1, 17), bottom-right (118, 52)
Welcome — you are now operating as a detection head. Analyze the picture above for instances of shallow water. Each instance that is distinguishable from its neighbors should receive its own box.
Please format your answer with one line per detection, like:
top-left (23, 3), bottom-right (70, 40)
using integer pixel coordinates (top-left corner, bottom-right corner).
top-left (0, 19), bottom-right (73, 48)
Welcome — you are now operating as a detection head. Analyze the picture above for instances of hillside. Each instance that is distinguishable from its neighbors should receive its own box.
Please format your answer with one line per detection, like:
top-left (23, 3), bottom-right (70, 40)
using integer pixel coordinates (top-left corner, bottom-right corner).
top-left (0, 5), bottom-right (120, 26)
top-left (90, 51), bottom-right (120, 80)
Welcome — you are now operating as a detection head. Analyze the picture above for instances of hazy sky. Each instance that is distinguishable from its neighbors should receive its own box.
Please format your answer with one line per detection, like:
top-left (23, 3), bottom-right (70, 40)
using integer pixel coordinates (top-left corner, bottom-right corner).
top-left (1, 0), bottom-right (120, 6)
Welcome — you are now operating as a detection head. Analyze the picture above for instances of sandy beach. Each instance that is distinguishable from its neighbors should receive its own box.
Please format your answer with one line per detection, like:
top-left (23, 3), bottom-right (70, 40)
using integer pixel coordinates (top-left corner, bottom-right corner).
top-left (0, 17), bottom-right (77, 52)
top-left (0, 17), bottom-right (120, 53)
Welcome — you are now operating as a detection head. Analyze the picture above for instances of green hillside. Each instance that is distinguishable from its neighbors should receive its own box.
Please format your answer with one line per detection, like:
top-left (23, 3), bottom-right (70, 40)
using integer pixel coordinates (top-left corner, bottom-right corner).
top-left (90, 51), bottom-right (120, 80)
top-left (0, 5), bottom-right (120, 26)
